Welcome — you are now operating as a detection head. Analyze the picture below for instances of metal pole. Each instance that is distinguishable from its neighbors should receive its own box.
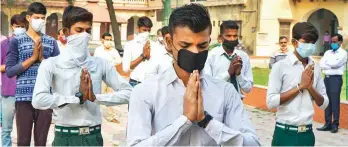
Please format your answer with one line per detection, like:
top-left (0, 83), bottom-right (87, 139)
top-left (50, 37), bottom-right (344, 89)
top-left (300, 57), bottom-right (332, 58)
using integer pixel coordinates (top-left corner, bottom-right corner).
top-left (163, 0), bottom-right (171, 26)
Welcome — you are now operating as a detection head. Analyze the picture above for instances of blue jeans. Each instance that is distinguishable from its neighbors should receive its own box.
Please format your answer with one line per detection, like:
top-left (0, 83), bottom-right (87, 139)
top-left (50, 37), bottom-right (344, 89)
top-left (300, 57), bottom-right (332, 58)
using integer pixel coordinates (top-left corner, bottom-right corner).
top-left (1, 96), bottom-right (15, 147)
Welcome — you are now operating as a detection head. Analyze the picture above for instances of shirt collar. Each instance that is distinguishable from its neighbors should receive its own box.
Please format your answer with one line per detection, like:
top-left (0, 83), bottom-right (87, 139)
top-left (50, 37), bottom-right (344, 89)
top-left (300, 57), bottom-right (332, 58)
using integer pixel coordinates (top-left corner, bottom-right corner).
top-left (288, 52), bottom-right (314, 65)
top-left (217, 45), bottom-right (237, 57)
top-left (165, 64), bottom-right (206, 86)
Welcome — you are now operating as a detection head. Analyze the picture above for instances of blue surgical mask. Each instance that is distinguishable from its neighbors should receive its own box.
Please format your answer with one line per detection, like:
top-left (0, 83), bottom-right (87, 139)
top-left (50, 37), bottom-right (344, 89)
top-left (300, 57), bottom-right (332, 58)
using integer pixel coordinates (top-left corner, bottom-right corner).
top-left (295, 40), bottom-right (315, 58)
top-left (331, 43), bottom-right (340, 51)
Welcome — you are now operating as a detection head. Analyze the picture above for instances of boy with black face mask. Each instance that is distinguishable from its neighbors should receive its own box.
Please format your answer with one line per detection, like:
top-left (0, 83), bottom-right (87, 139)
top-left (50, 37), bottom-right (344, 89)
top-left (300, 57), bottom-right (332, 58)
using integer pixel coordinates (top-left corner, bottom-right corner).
top-left (127, 4), bottom-right (259, 146)
top-left (204, 20), bottom-right (253, 100)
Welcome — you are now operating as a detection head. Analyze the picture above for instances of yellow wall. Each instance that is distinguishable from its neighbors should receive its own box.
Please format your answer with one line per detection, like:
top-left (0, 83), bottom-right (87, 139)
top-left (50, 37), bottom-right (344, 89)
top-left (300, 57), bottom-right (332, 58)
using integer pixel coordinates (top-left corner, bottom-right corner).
top-left (257, 0), bottom-right (348, 56)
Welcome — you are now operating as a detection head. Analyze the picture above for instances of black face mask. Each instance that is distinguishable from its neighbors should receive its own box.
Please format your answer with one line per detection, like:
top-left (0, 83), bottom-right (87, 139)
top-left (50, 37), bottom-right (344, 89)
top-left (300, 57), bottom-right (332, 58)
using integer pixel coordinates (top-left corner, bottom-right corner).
top-left (176, 49), bottom-right (208, 73)
top-left (222, 39), bottom-right (239, 51)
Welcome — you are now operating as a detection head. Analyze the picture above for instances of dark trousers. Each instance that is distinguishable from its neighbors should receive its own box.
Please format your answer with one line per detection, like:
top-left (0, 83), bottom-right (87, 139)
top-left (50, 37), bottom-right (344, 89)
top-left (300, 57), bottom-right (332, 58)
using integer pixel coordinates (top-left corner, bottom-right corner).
top-left (272, 124), bottom-right (315, 146)
top-left (52, 126), bottom-right (103, 146)
top-left (15, 101), bottom-right (52, 146)
top-left (324, 75), bottom-right (343, 128)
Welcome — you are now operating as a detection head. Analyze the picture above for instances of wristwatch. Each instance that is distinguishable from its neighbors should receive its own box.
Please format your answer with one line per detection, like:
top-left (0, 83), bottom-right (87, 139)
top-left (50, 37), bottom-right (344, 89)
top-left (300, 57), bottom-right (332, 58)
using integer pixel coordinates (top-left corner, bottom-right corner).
top-left (197, 111), bottom-right (213, 128)
top-left (75, 92), bottom-right (84, 104)
top-left (140, 54), bottom-right (145, 60)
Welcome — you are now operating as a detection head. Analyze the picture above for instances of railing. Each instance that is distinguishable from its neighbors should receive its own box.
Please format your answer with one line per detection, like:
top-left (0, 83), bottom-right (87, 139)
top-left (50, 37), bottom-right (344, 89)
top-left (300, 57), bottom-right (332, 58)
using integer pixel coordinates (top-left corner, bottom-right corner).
top-left (112, 0), bottom-right (147, 5)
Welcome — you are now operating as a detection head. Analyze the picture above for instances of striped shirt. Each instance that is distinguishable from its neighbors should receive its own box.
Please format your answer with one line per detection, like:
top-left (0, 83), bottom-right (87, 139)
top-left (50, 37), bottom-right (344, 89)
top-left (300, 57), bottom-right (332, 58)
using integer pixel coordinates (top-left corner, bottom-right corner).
top-left (5, 33), bottom-right (60, 101)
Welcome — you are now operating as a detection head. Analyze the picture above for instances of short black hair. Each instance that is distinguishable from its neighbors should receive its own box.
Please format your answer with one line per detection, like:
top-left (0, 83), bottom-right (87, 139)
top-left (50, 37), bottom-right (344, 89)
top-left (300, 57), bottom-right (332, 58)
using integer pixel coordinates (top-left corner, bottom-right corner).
top-left (332, 34), bottom-right (343, 42)
top-left (220, 20), bottom-right (239, 35)
top-left (292, 22), bottom-right (319, 42)
top-left (27, 2), bottom-right (47, 16)
top-left (137, 16), bottom-right (153, 28)
top-left (157, 29), bottom-right (162, 35)
top-left (169, 3), bottom-right (211, 36)
top-left (10, 14), bottom-right (26, 26)
top-left (20, 11), bottom-right (27, 17)
top-left (62, 5), bottom-right (93, 29)
top-left (102, 32), bottom-right (112, 39)
top-left (161, 26), bottom-right (169, 36)
top-left (279, 36), bottom-right (288, 42)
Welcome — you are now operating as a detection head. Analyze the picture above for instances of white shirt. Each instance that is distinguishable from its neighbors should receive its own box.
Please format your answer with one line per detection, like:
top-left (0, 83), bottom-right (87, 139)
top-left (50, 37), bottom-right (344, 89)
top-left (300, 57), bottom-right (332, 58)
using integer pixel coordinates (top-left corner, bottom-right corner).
top-left (144, 50), bottom-right (173, 80)
top-left (320, 48), bottom-right (347, 75)
top-left (122, 40), bottom-right (164, 82)
top-left (203, 45), bottom-right (253, 98)
top-left (266, 53), bottom-right (329, 126)
top-left (94, 46), bottom-right (122, 65)
top-left (57, 41), bottom-right (66, 50)
top-left (32, 56), bottom-right (132, 127)
top-left (127, 66), bottom-right (260, 146)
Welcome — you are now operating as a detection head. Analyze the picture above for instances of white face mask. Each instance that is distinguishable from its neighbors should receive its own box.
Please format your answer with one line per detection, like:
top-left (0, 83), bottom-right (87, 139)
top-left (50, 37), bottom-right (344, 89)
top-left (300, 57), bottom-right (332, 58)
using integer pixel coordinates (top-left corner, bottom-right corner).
top-left (104, 41), bottom-right (113, 48)
top-left (30, 19), bottom-right (45, 32)
top-left (66, 32), bottom-right (91, 67)
top-left (158, 37), bottom-right (164, 42)
top-left (135, 32), bottom-right (150, 45)
top-left (13, 28), bottom-right (26, 36)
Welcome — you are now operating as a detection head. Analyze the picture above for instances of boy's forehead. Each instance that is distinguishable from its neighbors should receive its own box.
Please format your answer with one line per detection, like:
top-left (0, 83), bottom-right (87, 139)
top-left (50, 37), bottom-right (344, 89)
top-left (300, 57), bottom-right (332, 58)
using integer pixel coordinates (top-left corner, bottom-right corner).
top-left (30, 13), bottom-right (45, 18)
top-left (172, 26), bottom-right (210, 41)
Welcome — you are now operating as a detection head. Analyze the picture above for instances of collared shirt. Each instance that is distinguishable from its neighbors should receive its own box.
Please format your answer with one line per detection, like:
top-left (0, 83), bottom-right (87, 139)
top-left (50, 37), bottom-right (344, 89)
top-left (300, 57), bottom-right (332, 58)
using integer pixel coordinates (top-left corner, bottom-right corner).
top-left (1, 36), bottom-right (16, 96)
top-left (269, 50), bottom-right (290, 69)
top-left (203, 45), bottom-right (253, 98)
top-left (127, 66), bottom-right (260, 146)
top-left (57, 41), bottom-right (66, 50)
top-left (6, 33), bottom-right (60, 101)
top-left (144, 49), bottom-right (173, 80)
top-left (32, 56), bottom-right (132, 127)
top-left (266, 53), bottom-right (329, 126)
top-left (122, 40), bottom-right (164, 82)
top-left (94, 46), bottom-right (122, 66)
top-left (319, 48), bottom-right (347, 75)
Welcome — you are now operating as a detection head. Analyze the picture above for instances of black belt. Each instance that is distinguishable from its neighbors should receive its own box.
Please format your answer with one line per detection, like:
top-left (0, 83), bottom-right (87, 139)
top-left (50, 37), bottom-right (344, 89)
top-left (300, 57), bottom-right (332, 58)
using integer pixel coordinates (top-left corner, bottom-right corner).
top-left (129, 78), bottom-right (141, 84)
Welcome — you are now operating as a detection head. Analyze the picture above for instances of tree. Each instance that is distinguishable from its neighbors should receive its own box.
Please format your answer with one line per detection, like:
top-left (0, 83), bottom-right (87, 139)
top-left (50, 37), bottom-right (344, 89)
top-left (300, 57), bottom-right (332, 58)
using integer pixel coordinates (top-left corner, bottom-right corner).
top-left (105, 0), bottom-right (122, 51)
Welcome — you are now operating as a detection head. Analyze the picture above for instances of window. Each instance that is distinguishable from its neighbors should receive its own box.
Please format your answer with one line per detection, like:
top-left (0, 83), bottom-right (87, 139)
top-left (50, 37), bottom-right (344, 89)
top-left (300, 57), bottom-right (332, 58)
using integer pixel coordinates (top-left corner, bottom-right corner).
top-left (156, 10), bottom-right (163, 22)
top-left (279, 22), bottom-right (290, 39)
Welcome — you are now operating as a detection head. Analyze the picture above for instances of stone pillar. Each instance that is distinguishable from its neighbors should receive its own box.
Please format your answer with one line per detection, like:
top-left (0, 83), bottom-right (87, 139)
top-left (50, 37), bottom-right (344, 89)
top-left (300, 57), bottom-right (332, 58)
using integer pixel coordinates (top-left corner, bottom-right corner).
top-left (92, 22), bottom-right (101, 41)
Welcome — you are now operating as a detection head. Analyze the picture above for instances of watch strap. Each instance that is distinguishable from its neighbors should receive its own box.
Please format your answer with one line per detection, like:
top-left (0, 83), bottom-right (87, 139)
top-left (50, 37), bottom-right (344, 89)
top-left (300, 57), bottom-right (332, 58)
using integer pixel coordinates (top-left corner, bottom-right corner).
top-left (197, 111), bottom-right (213, 128)
top-left (75, 92), bottom-right (84, 104)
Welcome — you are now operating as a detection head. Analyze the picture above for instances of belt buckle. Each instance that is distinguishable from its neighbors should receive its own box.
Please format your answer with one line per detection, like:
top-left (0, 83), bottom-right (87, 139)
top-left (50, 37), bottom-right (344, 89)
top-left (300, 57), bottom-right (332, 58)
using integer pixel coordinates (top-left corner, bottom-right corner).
top-left (298, 125), bottom-right (306, 133)
top-left (79, 127), bottom-right (90, 135)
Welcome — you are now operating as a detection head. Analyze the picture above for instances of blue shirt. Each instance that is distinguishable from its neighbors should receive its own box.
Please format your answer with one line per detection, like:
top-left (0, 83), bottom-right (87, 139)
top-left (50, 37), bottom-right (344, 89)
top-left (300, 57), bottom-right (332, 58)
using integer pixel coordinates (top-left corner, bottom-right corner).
top-left (5, 33), bottom-right (60, 101)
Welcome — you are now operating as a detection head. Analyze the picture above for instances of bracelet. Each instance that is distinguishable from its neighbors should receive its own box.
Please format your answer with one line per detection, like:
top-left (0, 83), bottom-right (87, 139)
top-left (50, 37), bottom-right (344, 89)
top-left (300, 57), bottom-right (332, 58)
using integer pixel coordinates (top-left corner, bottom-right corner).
top-left (297, 84), bottom-right (303, 94)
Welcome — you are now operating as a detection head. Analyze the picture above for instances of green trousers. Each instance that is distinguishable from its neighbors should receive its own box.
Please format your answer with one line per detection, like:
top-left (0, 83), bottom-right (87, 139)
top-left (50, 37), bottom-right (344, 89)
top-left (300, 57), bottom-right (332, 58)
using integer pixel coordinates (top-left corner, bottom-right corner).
top-left (52, 130), bottom-right (103, 146)
top-left (271, 125), bottom-right (315, 146)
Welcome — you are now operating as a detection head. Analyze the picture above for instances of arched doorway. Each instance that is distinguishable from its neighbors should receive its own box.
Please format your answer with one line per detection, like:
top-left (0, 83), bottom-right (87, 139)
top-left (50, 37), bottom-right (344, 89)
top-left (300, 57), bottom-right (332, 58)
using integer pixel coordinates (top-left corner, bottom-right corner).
top-left (126, 16), bottom-right (139, 41)
top-left (307, 9), bottom-right (338, 56)
top-left (1, 11), bottom-right (9, 36)
top-left (46, 13), bottom-right (59, 39)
